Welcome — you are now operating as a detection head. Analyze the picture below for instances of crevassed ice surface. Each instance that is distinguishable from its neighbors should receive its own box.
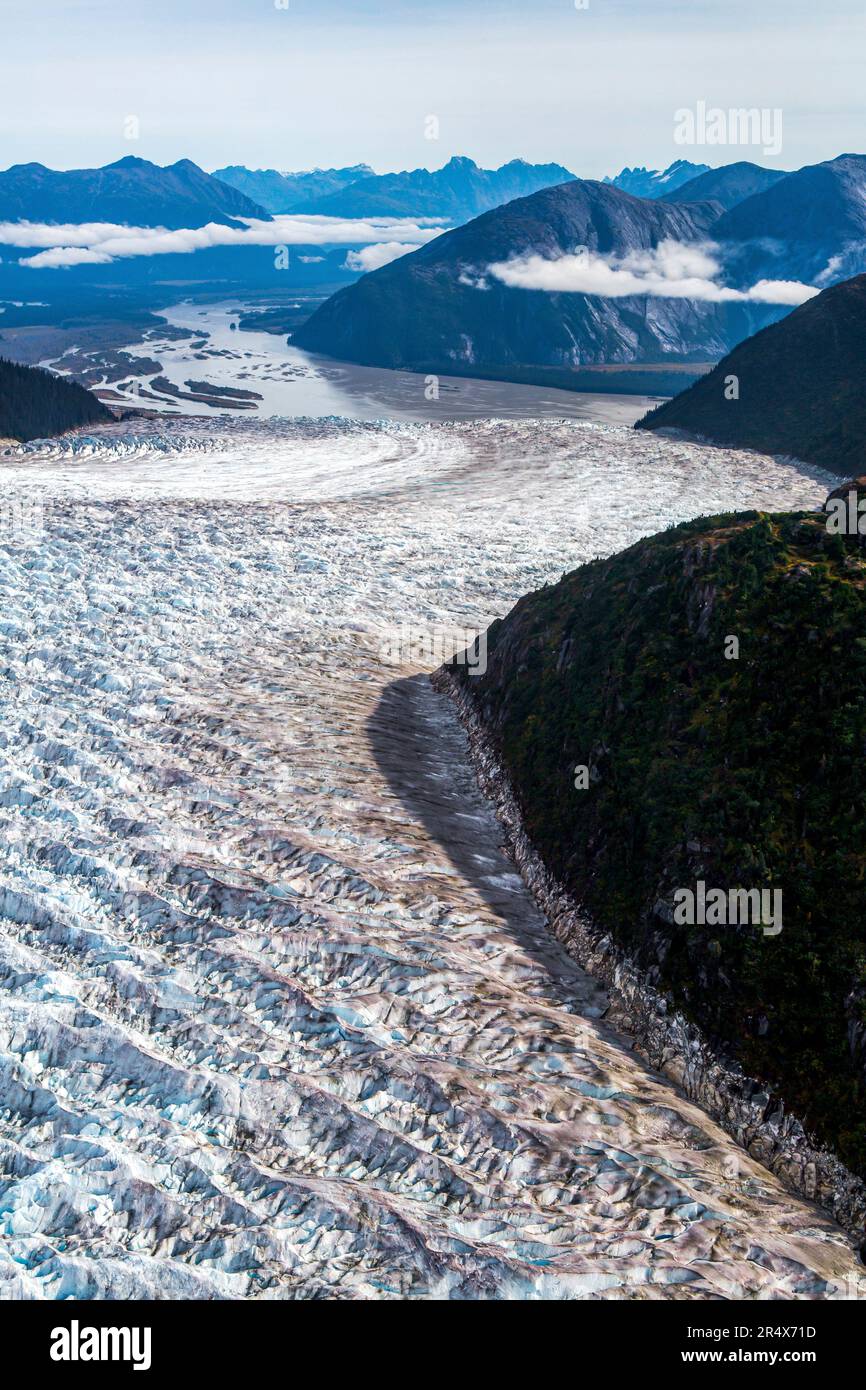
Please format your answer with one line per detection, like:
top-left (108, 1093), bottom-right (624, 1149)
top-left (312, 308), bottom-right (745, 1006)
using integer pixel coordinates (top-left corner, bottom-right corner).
top-left (0, 417), bottom-right (859, 1300)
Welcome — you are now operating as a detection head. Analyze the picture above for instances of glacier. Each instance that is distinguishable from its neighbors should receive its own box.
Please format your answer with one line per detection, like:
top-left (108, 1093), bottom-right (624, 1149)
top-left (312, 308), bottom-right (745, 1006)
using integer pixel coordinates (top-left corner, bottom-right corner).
top-left (0, 414), bottom-right (861, 1300)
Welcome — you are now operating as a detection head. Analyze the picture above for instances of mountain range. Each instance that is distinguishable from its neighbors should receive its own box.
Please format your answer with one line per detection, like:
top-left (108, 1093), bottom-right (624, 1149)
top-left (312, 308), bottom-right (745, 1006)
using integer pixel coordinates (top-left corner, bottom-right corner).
top-left (0, 156), bottom-right (270, 228)
top-left (5, 149), bottom-right (866, 399)
top-left (638, 272), bottom-right (866, 472)
top-left (217, 155), bottom-right (576, 221)
top-left (294, 154), bottom-right (866, 380)
top-left (211, 164), bottom-right (374, 214)
top-left (604, 160), bottom-right (710, 198)
top-left (662, 160), bottom-right (789, 211)
top-left (714, 153), bottom-right (866, 285)
top-left (292, 178), bottom-right (771, 371)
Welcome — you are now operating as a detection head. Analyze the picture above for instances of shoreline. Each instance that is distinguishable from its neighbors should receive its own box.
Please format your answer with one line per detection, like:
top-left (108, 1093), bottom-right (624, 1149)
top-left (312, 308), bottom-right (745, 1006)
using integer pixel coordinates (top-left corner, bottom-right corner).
top-left (433, 665), bottom-right (866, 1251)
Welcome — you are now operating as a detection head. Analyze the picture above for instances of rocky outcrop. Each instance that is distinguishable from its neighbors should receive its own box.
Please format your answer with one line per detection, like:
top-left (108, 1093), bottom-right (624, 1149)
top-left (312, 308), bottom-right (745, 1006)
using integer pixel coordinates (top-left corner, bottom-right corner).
top-left (434, 665), bottom-right (866, 1242)
top-left (435, 501), bottom-right (866, 1236)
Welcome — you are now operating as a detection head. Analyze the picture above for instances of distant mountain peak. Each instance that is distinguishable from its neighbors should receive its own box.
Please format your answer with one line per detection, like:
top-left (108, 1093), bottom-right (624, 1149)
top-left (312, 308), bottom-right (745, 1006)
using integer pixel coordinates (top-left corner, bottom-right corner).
top-left (712, 152), bottom-right (866, 284)
top-left (293, 175), bottom-right (756, 374)
top-left (662, 160), bottom-right (789, 211)
top-left (266, 155), bottom-right (577, 220)
top-left (105, 155), bottom-right (153, 170)
top-left (277, 162), bottom-right (374, 178)
top-left (4, 161), bottom-right (50, 174)
top-left (604, 161), bottom-right (711, 198)
top-left (0, 156), bottom-right (270, 228)
top-left (212, 162), bottom-right (380, 214)
top-left (661, 158), bottom-right (701, 177)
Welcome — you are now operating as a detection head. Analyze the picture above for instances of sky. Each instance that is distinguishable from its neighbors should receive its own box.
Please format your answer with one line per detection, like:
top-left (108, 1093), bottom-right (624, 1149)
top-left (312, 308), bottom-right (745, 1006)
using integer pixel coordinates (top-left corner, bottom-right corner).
top-left (0, 0), bottom-right (863, 179)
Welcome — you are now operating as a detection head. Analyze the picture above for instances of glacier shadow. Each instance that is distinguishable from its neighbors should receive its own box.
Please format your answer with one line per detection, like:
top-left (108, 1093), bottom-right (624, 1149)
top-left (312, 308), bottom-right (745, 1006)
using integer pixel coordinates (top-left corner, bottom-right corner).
top-left (366, 670), bottom-right (609, 1017)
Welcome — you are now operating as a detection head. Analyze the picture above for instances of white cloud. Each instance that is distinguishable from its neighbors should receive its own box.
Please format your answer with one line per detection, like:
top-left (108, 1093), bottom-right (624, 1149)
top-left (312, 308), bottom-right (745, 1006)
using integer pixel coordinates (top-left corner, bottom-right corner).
top-left (458, 271), bottom-right (490, 289)
top-left (344, 242), bottom-right (418, 272)
top-left (21, 246), bottom-right (115, 268)
top-left (487, 240), bottom-right (819, 306)
top-left (746, 278), bottom-right (820, 305)
top-left (3, 215), bottom-right (448, 269)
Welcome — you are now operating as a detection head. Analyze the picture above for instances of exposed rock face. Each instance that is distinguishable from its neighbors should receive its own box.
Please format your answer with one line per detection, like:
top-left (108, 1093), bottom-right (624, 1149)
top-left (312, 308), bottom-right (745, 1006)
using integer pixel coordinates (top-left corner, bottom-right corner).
top-left (295, 154), bottom-right (866, 384)
top-left (435, 667), bottom-right (866, 1239)
top-left (294, 178), bottom-right (768, 372)
top-left (827, 475), bottom-right (866, 503)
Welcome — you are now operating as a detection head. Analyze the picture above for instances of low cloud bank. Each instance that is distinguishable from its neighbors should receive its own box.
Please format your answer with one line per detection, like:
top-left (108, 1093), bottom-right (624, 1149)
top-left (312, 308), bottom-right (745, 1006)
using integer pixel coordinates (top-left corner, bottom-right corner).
top-left (344, 242), bottom-right (418, 272)
top-left (27, 246), bottom-right (114, 268)
top-left (487, 241), bottom-right (818, 306)
top-left (0, 215), bottom-right (448, 269)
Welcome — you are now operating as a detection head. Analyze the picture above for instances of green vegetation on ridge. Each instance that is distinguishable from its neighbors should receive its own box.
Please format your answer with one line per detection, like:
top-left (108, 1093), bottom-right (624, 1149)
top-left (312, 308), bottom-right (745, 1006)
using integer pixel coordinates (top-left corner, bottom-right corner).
top-left (456, 506), bottom-right (866, 1173)
top-left (0, 356), bottom-right (111, 441)
top-left (638, 273), bottom-right (866, 474)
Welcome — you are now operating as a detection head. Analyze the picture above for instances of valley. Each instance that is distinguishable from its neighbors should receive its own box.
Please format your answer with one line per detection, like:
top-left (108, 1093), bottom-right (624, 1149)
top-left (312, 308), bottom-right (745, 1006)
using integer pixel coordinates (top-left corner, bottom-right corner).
top-left (22, 300), bottom-right (660, 425)
top-left (0, 412), bottom-right (859, 1299)
top-left (2, 2), bottom-right (866, 1311)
